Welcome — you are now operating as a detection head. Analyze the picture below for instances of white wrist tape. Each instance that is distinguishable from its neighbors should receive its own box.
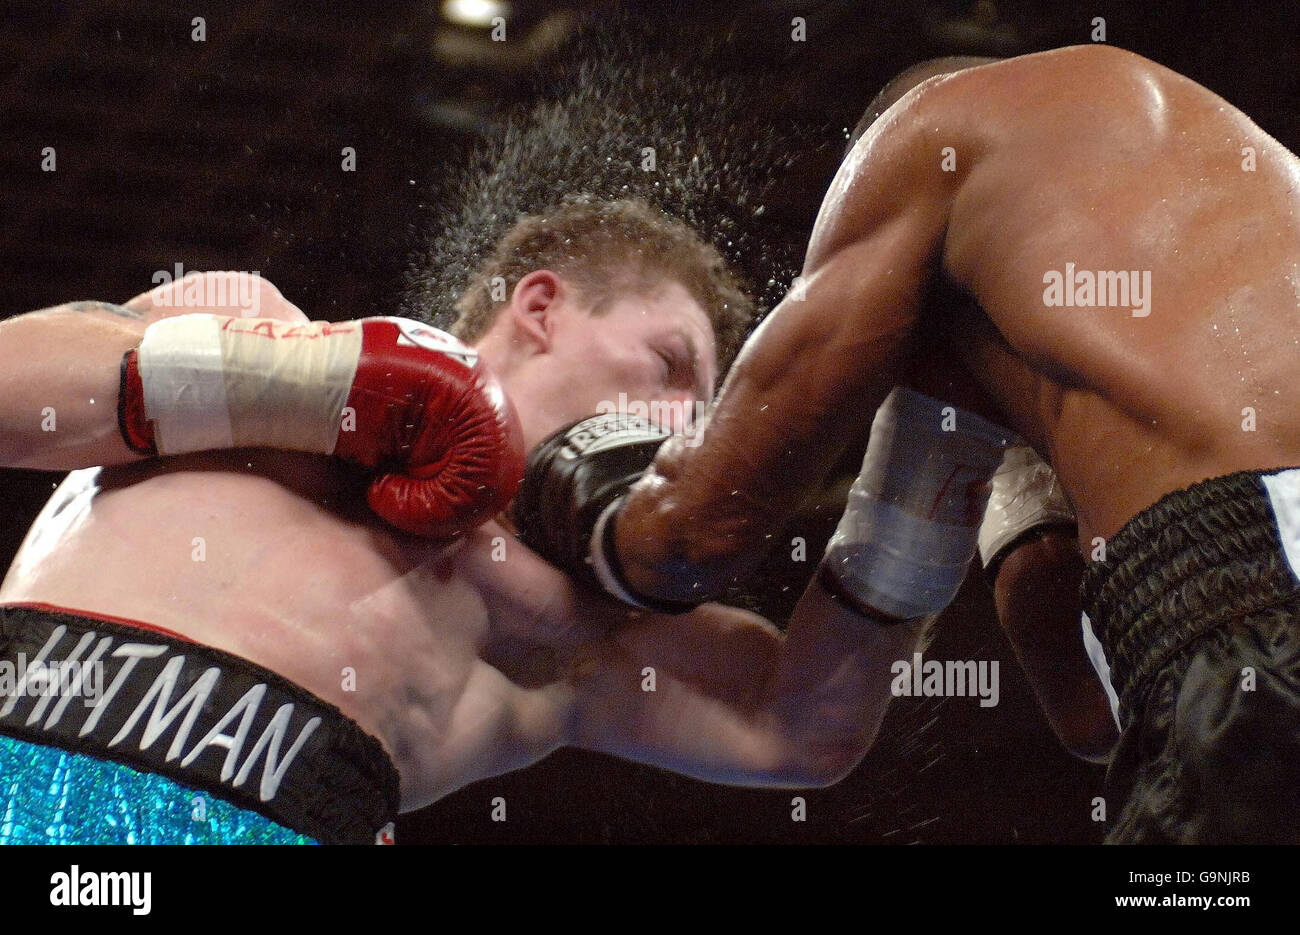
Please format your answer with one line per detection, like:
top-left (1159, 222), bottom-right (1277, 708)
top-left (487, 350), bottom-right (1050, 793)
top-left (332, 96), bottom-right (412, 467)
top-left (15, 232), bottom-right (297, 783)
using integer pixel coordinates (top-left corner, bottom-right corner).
top-left (136, 315), bottom-right (362, 456)
top-left (823, 387), bottom-right (1010, 621)
top-left (977, 444), bottom-right (1076, 571)
top-left (589, 498), bottom-right (656, 610)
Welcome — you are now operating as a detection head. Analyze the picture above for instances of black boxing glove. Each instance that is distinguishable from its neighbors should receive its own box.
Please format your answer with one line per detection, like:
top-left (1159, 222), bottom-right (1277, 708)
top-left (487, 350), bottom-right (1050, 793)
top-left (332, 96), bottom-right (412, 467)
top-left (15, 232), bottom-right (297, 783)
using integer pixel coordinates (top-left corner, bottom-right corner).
top-left (511, 413), bottom-right (700, 613)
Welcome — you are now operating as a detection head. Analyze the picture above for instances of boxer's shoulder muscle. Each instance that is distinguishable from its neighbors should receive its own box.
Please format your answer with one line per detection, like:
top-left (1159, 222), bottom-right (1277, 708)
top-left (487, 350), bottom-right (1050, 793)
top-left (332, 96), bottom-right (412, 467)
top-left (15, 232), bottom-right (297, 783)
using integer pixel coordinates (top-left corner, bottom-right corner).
top-left (121, 271), bottom-right (308, 326)
top-left (817, 69), bottom-right (975, 265)
top-left (937, 45), bottom-right (1300, 537)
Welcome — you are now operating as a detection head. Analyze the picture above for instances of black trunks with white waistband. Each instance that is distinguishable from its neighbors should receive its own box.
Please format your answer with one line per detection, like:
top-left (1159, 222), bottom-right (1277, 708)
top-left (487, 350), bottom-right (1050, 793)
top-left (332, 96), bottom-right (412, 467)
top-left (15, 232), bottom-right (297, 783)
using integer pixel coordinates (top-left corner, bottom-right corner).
top-left (1080, 468), bottom-right (1300, 844)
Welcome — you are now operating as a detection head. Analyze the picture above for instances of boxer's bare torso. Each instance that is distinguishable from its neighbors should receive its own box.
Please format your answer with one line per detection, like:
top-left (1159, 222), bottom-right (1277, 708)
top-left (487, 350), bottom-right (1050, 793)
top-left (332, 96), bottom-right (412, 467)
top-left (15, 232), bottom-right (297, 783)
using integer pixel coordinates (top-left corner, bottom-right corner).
top-left (0, 452), bottom-right (597, 809)
top-left (934, 44), bottom-right (1300, 545)
top-left (3, 433), bottom-right (920, 806)
top-left (1, 282), bottom-right (618, 809)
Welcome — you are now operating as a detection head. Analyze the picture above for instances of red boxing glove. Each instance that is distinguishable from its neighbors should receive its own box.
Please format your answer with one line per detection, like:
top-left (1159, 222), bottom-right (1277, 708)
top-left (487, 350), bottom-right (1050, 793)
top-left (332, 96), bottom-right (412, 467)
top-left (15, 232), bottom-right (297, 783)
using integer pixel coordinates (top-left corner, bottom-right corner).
top-left (120, 314), bottom-right (524, 538)
top-left (333, 319), bottom-right (525, 537)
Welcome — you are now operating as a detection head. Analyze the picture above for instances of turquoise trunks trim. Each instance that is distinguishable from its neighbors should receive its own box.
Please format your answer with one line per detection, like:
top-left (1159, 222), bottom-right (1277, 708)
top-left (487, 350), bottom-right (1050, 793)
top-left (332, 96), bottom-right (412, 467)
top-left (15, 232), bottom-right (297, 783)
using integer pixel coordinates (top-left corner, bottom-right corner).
top-left (0, 603), bottom-right (399, 844)
top-left (0, 733), bottom-right (316, 844)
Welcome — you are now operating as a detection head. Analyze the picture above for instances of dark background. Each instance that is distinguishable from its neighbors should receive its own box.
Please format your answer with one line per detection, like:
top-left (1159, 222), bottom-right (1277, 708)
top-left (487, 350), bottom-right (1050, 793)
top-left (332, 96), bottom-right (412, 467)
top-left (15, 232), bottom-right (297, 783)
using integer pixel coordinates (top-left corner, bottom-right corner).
top-left (1, 0), bottom-right (1296, 843)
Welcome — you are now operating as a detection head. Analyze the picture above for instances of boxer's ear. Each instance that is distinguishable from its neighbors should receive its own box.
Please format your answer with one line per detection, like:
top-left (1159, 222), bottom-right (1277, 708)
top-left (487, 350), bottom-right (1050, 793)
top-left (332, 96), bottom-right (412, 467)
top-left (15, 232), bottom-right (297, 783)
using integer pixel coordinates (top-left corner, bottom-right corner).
top-left (509, 269), bottom-right (566, 353)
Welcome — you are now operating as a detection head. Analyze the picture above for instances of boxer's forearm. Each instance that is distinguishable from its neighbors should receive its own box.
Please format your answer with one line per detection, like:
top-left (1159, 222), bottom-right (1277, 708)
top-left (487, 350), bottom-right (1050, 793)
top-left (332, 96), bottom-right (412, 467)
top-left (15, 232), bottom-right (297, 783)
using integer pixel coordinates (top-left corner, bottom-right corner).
top-left (614, 91), bottom-right (957, 606)
top-left (757, 574), bottom-right (927, 782)
top-left (615, 267), bottom-right (914, 603)
top-left (570, 583), bottom-right (922, 789)
top-left (993, 530), bottom-right (1118, 761)
top-left (0, 304), bottom-right (147, 469)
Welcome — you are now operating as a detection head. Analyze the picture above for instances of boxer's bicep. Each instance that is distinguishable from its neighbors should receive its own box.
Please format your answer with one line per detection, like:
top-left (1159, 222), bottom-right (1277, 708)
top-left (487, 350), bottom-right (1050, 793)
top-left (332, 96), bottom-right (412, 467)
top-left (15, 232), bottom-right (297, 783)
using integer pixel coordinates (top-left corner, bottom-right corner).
top-left (567, 605), bottom-right (826, 785)
top-left (802, 81), bottom-right (959, 308)
top-left (618, 100), bottom-right (962, 602)
top-left (570, 599), bottom-right (904, 787)
top-left (123, 271), bottom-right (309, 325)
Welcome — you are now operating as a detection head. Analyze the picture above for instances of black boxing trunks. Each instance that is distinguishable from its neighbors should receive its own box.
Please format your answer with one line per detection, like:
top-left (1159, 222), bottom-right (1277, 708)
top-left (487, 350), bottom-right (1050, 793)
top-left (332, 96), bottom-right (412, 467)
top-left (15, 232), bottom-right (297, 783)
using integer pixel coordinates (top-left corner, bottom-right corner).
top-left (0, 603), bottom-right (398, 844)
top-left (1080, 468), bottom-right (1300, 844)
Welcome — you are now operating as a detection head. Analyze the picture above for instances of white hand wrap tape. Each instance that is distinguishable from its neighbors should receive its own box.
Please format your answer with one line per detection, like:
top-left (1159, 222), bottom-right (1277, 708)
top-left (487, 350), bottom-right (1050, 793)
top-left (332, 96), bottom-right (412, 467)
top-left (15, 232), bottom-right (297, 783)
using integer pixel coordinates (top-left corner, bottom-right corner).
top-left (823, 387), bottom-right (1010, 621)
top-left (137, 315), bottom-right (362, 456)
top-left (977, 444), bottom-right (1076, 571)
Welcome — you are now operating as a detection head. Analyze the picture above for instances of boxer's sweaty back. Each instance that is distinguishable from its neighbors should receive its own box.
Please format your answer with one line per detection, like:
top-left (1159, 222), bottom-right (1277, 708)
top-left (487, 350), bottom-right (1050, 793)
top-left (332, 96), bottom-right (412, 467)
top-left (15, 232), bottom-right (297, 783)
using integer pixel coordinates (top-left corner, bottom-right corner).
top-left (926, 45), bottom-right (1300, 545)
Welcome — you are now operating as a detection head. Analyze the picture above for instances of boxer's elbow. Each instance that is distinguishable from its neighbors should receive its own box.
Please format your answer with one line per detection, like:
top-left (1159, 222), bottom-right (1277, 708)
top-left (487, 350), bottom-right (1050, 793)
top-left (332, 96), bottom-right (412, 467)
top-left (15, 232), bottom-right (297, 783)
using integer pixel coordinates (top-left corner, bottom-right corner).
top-left (991, 532), bottom-right (1119, 760)
top-left (772, 738), bottom-right (871, 788)
top-left (1067, 738), bottom-right (1117, 765)
top-left (1022, 666), bottom-right (1118, 763)
top-left (768, 713), bottom-right (879, 787)
top-left (1024, 675), bottom-right (1119, 764)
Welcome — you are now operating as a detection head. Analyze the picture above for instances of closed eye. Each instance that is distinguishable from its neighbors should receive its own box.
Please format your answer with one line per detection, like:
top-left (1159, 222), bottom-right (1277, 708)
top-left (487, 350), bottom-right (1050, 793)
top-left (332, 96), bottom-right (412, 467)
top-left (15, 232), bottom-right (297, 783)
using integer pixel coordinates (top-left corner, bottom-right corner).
top-left (656, 350), bottom-right (674, 384)
top-left (656, 330), bottom-right (708, 399)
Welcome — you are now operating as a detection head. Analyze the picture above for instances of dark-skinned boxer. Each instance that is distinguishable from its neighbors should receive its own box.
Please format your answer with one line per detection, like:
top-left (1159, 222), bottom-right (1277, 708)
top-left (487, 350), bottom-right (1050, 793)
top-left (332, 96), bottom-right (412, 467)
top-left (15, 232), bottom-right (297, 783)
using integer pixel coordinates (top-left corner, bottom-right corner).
top-left (521, 46), bottom-right (1300, 843)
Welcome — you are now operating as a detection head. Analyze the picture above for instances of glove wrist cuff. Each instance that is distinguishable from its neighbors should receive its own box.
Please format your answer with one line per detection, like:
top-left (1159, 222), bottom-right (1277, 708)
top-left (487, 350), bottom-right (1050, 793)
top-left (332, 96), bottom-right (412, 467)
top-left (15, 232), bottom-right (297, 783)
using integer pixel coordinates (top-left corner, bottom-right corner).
top-left (816, 561), bottom-right (926, 627)
top-left (118, 350), bottom-right (157, 456)
top-left (590, 499), bottom-right (700, 615)
top-left (981, 520), bottom-right (1078, 586)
